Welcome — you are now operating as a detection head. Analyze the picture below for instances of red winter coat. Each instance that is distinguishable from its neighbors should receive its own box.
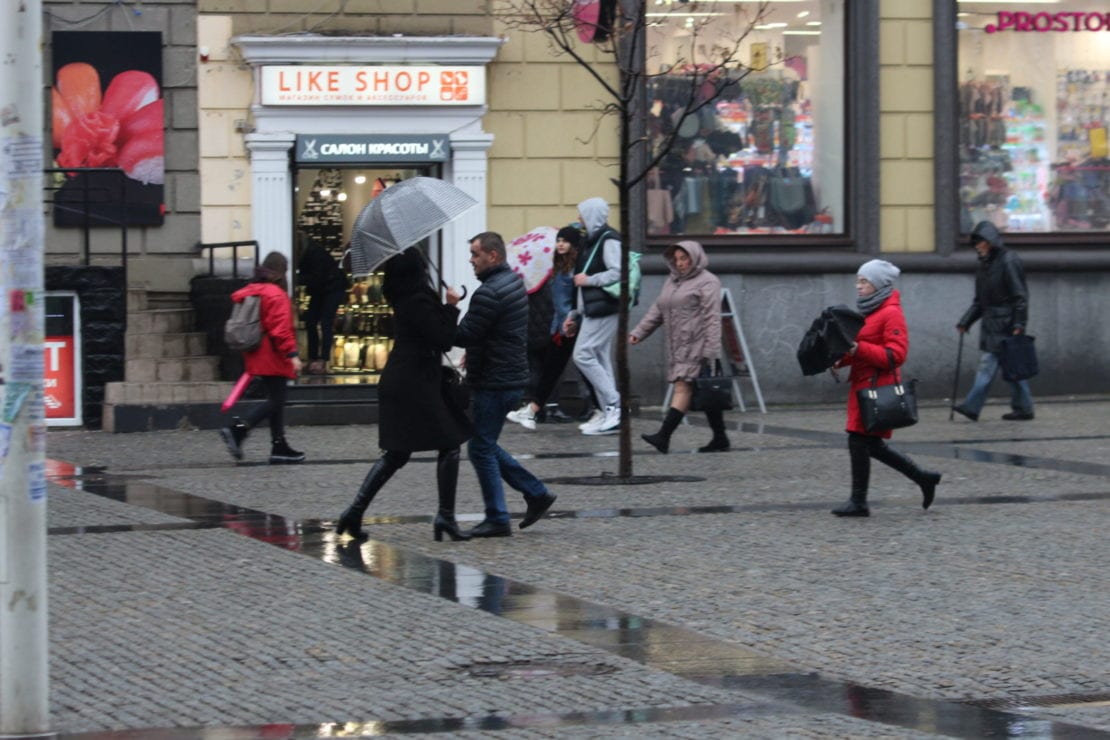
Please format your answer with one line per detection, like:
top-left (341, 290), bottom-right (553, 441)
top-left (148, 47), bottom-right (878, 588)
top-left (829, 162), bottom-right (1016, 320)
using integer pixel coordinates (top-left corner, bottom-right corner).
top-left (231, 282), bottom-right (298, 379)
top-left (839, 290), bottom-right (909, 438)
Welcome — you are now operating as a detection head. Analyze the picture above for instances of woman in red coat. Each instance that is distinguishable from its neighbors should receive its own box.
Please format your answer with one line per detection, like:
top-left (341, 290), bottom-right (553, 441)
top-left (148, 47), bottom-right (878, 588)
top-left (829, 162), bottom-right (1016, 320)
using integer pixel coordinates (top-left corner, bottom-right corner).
top-left (219, 252), bottom-right (305, 464)
top-left (832, 259), bottom-right (941, 517)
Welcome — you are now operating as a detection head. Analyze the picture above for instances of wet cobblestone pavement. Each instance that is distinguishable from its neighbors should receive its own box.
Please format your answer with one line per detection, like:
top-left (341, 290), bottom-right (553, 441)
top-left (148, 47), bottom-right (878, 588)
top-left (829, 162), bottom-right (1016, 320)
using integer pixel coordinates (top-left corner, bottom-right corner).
top-left (42, 397), bottom-right (1110, 738)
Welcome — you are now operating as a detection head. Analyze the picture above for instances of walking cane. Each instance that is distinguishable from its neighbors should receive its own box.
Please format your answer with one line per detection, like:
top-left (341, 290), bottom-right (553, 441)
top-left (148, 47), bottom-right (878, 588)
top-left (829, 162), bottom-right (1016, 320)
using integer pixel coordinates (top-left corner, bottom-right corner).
top-left (949, 332), bottom-right (965, 421)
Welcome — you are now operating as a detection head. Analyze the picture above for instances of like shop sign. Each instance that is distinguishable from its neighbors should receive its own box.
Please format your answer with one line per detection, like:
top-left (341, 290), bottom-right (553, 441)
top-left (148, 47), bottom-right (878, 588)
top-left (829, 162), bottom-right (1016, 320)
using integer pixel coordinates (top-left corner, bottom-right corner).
top-left (260, 65), bottom-right (485, 106)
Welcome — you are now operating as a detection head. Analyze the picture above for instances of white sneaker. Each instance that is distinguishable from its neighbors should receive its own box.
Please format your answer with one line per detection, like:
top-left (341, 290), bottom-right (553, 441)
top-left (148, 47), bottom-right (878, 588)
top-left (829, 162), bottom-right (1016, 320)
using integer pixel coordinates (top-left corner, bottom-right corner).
top-left (582, 405), bottom-right (621, 435)
top-left (506, 404), bottom-right (537, 431)
top-left (577, 409), bottom-right (604, 431)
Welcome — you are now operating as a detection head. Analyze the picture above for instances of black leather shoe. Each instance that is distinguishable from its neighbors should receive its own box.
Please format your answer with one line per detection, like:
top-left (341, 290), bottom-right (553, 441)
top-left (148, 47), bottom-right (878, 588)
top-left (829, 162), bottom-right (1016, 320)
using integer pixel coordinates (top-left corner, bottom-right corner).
top-left (468, 520), bottom-right (512, 538)
top-left (953, 405), bottom-right (979, 422)
top-left (1002, 411), bottom-right (1034, 421)
top-left (520, 492), bottom-right (557, 530)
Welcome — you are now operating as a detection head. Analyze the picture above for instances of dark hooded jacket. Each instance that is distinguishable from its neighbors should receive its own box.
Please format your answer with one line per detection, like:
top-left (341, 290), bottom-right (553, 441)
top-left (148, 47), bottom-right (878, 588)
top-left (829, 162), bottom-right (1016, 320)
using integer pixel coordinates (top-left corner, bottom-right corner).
top-left (957, 221), bottom-right (1029, 354)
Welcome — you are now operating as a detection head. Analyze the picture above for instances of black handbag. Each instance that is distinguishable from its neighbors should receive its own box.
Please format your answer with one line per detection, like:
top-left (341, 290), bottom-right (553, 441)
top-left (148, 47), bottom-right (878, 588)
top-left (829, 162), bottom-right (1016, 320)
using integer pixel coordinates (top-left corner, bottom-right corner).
top-left (999, 334), bottom-right (1038, 382)
top-left (440, 363), bottom-right (471, 415)
top-left (691, 360), bottom-right (734, 412)
top-left (856, 350), bottom-right (918, 433)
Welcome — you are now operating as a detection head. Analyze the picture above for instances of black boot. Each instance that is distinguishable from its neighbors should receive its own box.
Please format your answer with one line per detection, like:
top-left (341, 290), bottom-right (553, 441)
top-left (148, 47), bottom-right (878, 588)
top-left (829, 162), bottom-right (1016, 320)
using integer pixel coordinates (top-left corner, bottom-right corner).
top-left (868, 438), bottom-right (942, 510)
top-left (699, 408), bottom-right (731, 452)
top-left (219, 417), bottom-right (249, 461)
top-left (433, 448), bottom-right (470, 542)
top-left (641, 407), bottom-right (684, 454)
top-left (833, 434), bottom-right (871, 517)
top-left (269, 436), bottom-right (305, 464)
top-left (336, 457), bottom-right (401, 541)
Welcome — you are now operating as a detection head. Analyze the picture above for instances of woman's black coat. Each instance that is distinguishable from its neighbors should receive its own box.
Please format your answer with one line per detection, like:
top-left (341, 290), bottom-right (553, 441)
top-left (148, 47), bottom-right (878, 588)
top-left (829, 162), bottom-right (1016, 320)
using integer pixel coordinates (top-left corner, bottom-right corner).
top-left (378, 289), bottom-right (471, 451)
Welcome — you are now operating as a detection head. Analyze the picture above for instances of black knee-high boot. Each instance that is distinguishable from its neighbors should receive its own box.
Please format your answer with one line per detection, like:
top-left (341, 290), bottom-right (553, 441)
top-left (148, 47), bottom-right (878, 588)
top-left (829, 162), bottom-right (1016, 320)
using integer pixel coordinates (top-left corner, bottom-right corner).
top-left (867, 438), bottom-right (942, 510)
top-left (336, 453), bottom-right (405, 540)
top-left (641, 407), bottom-right (685, 454)
top-left (833, 433), bottom-right (871, 517)
top-left (699, 408), bottom-right (731, 452)
top-left (433, 448), bottom-right (470, 542)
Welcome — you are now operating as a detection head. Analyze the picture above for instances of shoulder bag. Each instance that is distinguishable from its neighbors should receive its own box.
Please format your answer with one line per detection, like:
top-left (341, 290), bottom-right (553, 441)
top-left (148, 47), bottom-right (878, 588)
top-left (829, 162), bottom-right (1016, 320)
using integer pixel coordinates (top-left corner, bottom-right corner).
top-left (999, 334), bottom-right (1038, 382)
top-left (856, 350), bottom-right (918, 433)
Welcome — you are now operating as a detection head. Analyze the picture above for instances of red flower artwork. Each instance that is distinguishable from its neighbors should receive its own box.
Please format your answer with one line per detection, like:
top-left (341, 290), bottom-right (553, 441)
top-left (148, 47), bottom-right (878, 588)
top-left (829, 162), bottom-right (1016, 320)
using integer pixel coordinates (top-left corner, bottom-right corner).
top-left (52, 62), bottom-right (164, 185)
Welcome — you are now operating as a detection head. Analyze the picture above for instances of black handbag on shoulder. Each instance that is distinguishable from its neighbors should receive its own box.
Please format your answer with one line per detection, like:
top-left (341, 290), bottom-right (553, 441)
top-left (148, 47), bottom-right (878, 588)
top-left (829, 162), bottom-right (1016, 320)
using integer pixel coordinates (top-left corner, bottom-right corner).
top-left (691, 360), bottom-right (735, 412)
top-left (856, 350), bottom-right (918, 433)
top-left (999, 334), bottom-right (1038, 382)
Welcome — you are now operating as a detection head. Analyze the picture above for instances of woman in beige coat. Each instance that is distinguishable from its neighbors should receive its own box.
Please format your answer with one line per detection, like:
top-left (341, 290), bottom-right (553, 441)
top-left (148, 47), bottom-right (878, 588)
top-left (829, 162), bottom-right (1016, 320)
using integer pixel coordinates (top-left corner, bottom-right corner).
top-left (630, 240), bottom-right (729, 453)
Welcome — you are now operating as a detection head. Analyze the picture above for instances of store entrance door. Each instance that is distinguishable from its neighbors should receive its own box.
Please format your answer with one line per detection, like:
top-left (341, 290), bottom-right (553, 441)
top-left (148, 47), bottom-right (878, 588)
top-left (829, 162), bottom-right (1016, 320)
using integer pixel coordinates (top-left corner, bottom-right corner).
top-left (293, 165), bottom-right (438, 379)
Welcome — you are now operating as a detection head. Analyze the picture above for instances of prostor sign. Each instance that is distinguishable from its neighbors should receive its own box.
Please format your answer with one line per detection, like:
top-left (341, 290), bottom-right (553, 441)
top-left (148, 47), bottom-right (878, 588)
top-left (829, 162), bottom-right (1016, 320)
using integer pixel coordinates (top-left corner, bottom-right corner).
top-left (260, 65), bottom-right (485, 106)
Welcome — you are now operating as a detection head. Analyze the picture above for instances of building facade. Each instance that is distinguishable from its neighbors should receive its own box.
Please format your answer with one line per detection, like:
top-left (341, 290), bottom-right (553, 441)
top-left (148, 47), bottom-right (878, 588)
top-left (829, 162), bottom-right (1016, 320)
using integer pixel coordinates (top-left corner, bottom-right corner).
top-left (42, 1), bottom-right (1110, 413)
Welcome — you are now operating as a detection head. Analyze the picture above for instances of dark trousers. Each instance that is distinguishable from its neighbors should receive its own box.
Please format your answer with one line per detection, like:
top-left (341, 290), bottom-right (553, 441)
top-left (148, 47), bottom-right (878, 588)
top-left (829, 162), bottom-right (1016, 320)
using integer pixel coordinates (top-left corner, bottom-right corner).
top-left (303, 291), bottom-right (344, 361)
top-left (529, 335), bottom-right (599, 411)
top-left (243, 375), bottom-right (288, 440)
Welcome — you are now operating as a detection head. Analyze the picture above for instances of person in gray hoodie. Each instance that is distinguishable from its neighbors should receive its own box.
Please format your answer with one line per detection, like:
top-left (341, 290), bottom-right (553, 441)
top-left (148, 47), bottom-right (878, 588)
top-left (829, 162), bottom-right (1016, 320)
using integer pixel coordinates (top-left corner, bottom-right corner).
top-left (563, 197), bottom-right (623, 435)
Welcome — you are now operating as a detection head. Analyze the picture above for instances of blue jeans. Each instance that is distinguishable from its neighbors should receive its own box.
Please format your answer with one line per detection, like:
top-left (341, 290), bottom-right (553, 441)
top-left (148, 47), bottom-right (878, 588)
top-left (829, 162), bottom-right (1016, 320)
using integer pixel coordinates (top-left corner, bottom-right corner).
top-left (468, 389), bottom-right (549, 523)
top-left (961, 351), bottom-right (1034, 416)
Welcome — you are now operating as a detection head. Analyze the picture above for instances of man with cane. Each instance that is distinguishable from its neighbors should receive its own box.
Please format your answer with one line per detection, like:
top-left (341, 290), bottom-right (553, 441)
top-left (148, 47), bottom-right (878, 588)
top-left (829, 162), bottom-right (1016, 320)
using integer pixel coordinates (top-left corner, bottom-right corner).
top-left (952, 221), bottom-right (1035, 422)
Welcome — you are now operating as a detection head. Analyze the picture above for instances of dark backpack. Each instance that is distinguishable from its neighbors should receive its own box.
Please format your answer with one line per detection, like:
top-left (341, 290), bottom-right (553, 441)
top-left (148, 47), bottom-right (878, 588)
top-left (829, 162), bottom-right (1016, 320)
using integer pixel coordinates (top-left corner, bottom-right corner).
top-left (224, 295), bottom-right (262, 352)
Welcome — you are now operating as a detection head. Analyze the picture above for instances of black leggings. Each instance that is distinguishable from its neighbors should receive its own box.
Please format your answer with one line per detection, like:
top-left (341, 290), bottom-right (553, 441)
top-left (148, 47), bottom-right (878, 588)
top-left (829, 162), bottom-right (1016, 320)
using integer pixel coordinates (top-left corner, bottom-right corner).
top-left (243, 375), bottom-right (288, 440)
top-left (530, 335), bottom-right (599, 410)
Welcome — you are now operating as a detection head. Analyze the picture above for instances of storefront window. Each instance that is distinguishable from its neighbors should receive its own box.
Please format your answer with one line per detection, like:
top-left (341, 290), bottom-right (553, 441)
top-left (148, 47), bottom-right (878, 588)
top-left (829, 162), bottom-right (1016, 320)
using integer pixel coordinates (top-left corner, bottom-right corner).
top-left (646, 0), bottom-right (845, 236)
top-left (958, 1), bottom-right (1110, 234)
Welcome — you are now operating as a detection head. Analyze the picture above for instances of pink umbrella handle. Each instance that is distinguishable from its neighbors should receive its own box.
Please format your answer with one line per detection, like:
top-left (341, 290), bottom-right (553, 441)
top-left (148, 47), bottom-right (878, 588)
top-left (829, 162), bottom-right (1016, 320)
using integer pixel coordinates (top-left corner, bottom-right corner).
top-left (221, 373), bottom-right (252, 413)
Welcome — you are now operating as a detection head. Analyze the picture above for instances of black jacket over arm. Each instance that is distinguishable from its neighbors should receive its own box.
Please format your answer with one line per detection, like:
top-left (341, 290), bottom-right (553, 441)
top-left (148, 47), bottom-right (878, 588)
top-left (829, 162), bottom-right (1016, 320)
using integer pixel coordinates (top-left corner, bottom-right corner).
top-left (454, 264), bottom-right (529, 390)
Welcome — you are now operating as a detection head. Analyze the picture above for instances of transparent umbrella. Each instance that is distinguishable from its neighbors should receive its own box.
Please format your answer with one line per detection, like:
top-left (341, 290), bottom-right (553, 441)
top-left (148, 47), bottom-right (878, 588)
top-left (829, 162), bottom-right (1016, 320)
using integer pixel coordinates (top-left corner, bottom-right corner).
top-left (350, 176), bottom-right (478, 277)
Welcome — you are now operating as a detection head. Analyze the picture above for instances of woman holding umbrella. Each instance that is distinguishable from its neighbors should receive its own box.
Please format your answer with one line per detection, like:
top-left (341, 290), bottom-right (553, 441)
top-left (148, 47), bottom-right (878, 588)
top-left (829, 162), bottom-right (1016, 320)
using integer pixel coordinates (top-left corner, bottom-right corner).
top-left (335, 247), bottom-right (473, 542)
top-left (831, 259), bottom-right (942, 517)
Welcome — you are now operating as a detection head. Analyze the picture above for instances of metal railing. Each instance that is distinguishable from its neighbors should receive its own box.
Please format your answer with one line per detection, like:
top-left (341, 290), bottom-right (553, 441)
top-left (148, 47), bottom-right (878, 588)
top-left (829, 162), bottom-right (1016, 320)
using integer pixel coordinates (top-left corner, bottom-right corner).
top-left (42, 167), bottom-right (131, 274)
top-left (194, 240), bottom-right (260, 279)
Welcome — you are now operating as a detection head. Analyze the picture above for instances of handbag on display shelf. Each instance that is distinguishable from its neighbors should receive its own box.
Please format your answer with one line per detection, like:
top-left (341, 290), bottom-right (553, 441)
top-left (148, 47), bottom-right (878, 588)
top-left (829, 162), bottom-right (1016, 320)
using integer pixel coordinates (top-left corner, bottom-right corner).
top-left (691, 359), bottom-right (735, 412)
top-left (856, 350), bottom-right (919, 434)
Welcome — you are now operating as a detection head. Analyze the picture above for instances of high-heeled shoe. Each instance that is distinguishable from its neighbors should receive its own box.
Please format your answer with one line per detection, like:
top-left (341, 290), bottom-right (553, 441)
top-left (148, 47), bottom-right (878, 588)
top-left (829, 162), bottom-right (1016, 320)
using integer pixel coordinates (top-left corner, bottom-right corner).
top-left (433, 512), bottom-right (471, 542)
top-left (335, 507), bottom-right (369, 541)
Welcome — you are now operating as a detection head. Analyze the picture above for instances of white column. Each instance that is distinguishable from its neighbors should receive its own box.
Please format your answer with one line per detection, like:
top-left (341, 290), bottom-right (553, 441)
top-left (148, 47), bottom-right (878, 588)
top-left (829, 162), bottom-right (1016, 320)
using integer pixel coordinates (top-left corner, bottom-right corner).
top-left (246, 132), bottom-right (295, 286)
top-left (445, 133), bottom-right (494, 305)
top-left (0, 1), bottom-right (51, 736)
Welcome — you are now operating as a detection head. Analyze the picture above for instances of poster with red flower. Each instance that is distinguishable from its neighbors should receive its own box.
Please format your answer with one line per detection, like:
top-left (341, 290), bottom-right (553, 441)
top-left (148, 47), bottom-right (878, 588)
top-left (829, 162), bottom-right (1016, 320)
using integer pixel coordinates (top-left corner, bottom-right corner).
top-left (51, 32), bottom-right (164, 227)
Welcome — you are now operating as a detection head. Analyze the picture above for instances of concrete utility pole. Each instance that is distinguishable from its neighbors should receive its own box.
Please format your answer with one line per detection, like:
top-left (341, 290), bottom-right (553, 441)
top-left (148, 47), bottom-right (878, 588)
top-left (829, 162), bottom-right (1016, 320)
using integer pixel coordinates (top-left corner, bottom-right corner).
top-left (0, 1), bottom-right (51, 737)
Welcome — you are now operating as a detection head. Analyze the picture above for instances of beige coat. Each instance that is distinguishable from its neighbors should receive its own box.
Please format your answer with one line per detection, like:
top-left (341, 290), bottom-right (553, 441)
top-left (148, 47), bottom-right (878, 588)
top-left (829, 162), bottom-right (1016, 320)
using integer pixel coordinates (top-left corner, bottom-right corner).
top-left (631, 240), bottom-right (722, 382)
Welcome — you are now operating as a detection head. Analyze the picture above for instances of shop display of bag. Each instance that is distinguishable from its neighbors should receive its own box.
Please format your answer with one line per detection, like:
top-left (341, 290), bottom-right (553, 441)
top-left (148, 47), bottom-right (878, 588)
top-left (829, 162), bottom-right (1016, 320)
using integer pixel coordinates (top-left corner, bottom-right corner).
top-left (856, 351), bottom-right (918, 433)
top-left (691, 360), bottom-right (735, 412)
top-left (999, 334), bottom-right (1038, 382)
top-left (767, 167), bottom-right (817, 230)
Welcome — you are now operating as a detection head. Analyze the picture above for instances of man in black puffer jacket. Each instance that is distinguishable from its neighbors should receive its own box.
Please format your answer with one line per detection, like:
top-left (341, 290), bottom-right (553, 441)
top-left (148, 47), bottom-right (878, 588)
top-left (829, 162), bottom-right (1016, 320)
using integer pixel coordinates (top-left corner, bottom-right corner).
top-left (953, 220), bottom-right (1034, 421)
top-left (454, 232), bottom-right (556, 538)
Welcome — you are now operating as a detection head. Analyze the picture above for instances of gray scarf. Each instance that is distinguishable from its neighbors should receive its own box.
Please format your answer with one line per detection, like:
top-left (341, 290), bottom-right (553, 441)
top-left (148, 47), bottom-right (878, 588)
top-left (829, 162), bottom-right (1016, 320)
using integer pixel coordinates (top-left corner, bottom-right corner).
top-left (857, 285), bottom-right (893, 316)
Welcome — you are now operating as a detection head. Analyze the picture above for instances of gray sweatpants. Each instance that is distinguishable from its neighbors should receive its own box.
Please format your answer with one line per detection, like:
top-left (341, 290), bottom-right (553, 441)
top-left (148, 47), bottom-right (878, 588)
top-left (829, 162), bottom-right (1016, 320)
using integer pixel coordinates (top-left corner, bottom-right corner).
top-left (572, 313), bottom-right (620, 409)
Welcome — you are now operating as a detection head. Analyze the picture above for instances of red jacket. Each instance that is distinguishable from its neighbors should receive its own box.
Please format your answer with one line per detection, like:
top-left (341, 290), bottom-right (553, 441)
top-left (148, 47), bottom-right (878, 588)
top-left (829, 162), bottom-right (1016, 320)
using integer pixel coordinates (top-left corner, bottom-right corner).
top-left (231, 282), bottom-right (298, 379)
top-left (840, 291), bottom-right (909, 438)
